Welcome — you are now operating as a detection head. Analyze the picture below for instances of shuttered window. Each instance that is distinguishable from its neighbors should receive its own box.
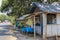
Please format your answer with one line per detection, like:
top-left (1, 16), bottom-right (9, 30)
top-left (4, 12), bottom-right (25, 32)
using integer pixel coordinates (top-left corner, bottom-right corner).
top-left (47, 14), bottom-right (56, 24)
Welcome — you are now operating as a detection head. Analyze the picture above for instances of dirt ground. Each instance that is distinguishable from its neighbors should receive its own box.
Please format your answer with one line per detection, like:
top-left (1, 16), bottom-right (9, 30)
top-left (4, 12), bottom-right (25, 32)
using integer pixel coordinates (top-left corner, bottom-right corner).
top-left (13, 31), bottom-right (42, 40)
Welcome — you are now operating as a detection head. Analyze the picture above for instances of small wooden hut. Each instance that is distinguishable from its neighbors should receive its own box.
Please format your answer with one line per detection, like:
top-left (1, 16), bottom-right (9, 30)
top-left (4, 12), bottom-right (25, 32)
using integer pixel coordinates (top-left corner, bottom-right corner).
top-left (16, 2), bottom-right (60, 40)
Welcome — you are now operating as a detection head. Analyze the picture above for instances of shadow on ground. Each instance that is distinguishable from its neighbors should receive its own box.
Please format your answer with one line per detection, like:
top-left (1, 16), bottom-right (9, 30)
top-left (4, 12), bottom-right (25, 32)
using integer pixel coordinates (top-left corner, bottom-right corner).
top-left (13, 31), bottom-right (42, 40)
top-left (0, 25), bottom-right (13, 36)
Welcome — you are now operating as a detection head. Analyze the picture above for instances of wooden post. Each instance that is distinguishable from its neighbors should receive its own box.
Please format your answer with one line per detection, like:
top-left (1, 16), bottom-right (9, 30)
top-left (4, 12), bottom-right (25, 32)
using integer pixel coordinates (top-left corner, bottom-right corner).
top-left (43, 14), bottom-right (47, 40)
top-left (34, 16), bottom-right (36, 40)
top-left (56, 24), bottom-right (58, 40)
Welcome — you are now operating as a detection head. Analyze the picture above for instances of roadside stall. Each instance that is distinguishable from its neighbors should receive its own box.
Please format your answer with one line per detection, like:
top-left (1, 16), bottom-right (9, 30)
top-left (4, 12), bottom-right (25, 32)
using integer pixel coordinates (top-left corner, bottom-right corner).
top-left (16, 12), bottom-right (43, 40)
top-left (16, 2), bottom-right (60, 40)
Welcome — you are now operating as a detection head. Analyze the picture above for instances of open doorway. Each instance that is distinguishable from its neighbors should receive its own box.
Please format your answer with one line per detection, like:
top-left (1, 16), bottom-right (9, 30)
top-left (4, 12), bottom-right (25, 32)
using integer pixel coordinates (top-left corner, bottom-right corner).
top-left (35, 14), bottom-right (43, 36)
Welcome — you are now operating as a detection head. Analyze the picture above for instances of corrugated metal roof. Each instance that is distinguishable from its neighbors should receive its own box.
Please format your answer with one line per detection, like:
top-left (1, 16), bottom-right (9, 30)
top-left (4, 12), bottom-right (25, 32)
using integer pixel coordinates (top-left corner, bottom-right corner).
top-left (17, 2), bottom-right (60, 20)
top-left (30, 2), bottom-right (60, 13)
top-left (18, 14), bottom-right (30, 20)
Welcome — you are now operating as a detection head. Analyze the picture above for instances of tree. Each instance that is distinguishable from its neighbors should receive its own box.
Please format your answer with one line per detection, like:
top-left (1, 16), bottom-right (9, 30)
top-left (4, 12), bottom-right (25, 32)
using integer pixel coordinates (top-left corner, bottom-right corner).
top-left (1, 0), bottom-right (60, 17)
top-left (0, 14), bottom-right (15, 24)
top-left (0, 0), bottom-right (42, 17)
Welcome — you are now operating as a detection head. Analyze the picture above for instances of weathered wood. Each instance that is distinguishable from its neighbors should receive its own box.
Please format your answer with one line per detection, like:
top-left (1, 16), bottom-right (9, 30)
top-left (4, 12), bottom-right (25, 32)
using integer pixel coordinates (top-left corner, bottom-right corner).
top-left (56, 35), bottom-right (58, 40)
top-left (42, 14), bottom-right (47, 40)
top-left (46, 24), bottom-right (60, 36)
top-left (34, 16), bottom-right (36, 40)
top-left (47, 36), bottom-right (56, 40)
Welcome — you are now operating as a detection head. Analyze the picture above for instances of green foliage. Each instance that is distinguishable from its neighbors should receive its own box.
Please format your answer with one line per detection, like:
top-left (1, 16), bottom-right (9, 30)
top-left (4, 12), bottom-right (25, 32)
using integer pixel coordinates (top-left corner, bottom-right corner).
top-left (0, 14), bottom-right (15, 24)
top-left (1, 0), bottom-right (8, 11)
top-left (1, 0), bottom-right (42, 17)
top-left (0, 14), bottom-right (7, 21)
top-left (1, 0), bottom-right (60, 17)
top-left (47, 0), bottom-right (59, 4)
top-left (8, 16), bottom-right (15, 24)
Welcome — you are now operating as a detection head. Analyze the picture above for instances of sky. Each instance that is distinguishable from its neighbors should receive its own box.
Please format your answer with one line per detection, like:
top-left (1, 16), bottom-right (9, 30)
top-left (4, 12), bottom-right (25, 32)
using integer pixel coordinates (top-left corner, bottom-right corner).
top-left (0, 0), bottom-right (2, 7)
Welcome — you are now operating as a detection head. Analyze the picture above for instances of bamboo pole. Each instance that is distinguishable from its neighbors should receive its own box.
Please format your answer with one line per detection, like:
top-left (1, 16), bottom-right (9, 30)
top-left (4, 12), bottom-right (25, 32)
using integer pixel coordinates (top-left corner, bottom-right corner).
top-left (34, 16), bottom-right (36, 40)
